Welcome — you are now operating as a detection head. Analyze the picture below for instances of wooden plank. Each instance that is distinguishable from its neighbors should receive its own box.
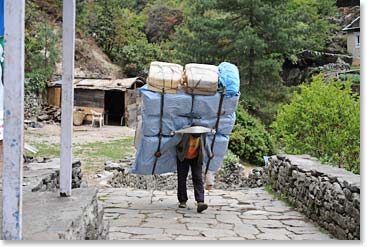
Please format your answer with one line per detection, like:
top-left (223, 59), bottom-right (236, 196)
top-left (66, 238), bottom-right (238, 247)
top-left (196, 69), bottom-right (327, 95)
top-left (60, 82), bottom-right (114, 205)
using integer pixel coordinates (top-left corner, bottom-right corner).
top-left (74, 89), bottom-right (104, 108)
top-left (2, 0), bottom-right (25, 240)
top-left (60, 0), bottom-right (76, 197)
top-left (124, 91), bottom-right (128, 126)
top-left (47, 87), bottom-right (61, 107)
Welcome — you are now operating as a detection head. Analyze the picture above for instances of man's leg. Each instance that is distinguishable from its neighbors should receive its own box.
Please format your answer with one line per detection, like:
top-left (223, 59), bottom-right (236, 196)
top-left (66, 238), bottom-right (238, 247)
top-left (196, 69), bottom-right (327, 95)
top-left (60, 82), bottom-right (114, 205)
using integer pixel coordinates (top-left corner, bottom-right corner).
top-left (190, 159), bottom-right (204, 203)
top-left (177, 158), bottom-right (190, 203)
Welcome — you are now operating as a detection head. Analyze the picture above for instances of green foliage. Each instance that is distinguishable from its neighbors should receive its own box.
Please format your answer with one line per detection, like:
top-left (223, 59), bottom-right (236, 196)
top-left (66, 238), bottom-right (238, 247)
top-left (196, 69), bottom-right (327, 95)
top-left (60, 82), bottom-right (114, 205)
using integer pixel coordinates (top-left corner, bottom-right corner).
top-left (25, 1), bottom-right (60, 94)
top-left (172, 1), bottom-right (225, 65)
top-left (229, 105), bottom-right (275, 165)
top-left (168, 0), bottom-right (336, 124)
top-left (84, 0), bottom-right (176, 76)
top-left (223, 150), bottom-right (240, 168)
top-left (25, 72), bottom-right (49, 95)
top-left (339, 73), bottom-right (360, 84)
top-left (287, 0), bottom-right (337, 52)
top-left (271, 74), bottom-right (360, 173)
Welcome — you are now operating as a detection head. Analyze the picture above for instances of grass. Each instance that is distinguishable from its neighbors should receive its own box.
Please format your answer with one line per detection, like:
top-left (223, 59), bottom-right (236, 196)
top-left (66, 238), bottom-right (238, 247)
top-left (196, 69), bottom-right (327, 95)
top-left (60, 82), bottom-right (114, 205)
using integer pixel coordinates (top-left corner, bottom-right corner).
top-left (26, 137), bottom-right (134, 176)
top-left (73, 137), bottom-right (135, 175)
top-left (74, 138), bottom-right (134, 161)
top-left (25, 142), bottom-right (60, 159)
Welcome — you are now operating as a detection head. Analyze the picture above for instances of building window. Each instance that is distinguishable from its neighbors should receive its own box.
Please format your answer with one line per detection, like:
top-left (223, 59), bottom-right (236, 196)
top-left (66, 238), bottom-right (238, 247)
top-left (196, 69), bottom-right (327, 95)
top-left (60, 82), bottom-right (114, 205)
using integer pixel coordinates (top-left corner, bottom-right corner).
top-left (356, 33), bottom-right (360, 48)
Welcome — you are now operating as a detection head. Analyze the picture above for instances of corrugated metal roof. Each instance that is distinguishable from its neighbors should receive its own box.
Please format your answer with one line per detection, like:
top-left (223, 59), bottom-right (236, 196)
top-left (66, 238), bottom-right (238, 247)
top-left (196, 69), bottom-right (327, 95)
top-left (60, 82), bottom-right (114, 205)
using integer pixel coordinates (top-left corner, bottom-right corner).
top-left (48, 77), bottom-right (145, 91)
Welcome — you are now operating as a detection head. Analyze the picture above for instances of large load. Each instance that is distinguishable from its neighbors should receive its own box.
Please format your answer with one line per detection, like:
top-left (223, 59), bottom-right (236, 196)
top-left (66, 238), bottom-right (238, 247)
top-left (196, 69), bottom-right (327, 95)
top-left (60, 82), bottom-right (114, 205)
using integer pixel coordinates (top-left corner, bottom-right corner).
top-left (147, 61), bottom-right (183, 94)
top-left (185, 63), bottom-right (218, 95)
top-left (132, 61), bottom-right (240, 175)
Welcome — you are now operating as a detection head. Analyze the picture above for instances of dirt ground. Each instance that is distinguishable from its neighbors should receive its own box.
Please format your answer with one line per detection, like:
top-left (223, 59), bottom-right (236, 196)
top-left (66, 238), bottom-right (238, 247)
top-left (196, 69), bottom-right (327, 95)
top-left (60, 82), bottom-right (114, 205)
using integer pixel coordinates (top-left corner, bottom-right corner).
top-left (25, 124), bottom-right (136, 186)
top-left (26, 124), bottom-right (135, 145)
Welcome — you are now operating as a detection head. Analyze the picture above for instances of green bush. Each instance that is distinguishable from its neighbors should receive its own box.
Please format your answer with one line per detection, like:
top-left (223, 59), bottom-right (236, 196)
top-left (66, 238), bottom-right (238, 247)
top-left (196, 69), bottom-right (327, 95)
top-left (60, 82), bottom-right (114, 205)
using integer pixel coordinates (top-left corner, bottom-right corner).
top-left (229, 106), bottom-right (275, 165)
top-left (222, 150), bottom-right (240, 168)
top-left (271, 74), bottom-right (360, 174)
top-left (339, 73), bottom-right (360, 84)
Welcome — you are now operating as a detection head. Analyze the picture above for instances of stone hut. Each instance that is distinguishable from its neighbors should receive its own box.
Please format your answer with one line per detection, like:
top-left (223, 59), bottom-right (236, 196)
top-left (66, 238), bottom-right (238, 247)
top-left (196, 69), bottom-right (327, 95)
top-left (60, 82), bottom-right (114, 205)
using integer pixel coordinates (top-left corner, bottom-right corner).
top-left (342, 16), bottom-right (360, 66)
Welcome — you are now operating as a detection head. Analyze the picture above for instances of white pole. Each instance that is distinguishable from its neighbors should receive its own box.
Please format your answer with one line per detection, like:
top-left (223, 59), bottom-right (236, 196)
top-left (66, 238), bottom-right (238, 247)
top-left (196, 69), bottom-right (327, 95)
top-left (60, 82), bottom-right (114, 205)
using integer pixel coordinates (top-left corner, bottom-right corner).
top-left (60, 0), bottom-right (75, 197)
top-left (2, 0), bottom-right (25, 240)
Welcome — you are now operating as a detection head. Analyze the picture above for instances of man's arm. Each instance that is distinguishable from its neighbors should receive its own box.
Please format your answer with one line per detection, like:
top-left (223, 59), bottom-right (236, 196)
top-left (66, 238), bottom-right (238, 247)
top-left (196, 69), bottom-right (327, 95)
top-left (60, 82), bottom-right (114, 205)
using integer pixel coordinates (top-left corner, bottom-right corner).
top-left (204, 134), bottom-right (214, 159)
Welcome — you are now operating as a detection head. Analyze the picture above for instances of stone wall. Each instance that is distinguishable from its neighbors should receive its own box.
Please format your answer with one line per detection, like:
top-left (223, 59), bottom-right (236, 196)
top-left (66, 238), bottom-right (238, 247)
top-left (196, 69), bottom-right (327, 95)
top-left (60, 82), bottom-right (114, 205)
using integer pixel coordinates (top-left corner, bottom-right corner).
top-left (24, 92), bottom-right (44, 120)
top-left (265, 154), bottom-right (360, 240)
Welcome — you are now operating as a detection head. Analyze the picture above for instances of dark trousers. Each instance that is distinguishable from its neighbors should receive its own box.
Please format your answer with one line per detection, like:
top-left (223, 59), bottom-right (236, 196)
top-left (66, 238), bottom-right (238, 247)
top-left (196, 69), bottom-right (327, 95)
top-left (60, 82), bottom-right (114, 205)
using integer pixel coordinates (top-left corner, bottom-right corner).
top-left (177, 157), bottom-right (204, 203)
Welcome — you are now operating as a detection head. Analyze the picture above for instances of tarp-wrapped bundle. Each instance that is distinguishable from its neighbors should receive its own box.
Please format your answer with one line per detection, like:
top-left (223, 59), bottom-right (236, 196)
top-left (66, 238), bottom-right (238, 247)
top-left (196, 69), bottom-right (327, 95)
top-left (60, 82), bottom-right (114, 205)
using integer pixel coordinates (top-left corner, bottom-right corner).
top-left (132, 134), bottom-right (230, 175)
top-left (218, 62), bottom-right (240, 98)
top-left (147, 61), bottom-right (183, 94)
top-left (132, 62), bottom-right (240, 175)
top-left (140, 85), bottom-right (239, 136)
top-left (185, 64), bottom-right (218, 95)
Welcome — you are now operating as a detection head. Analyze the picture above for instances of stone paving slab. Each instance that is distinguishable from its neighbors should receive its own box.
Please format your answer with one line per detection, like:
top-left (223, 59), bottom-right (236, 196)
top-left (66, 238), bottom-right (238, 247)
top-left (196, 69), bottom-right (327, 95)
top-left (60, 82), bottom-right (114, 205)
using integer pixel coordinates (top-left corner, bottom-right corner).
top-left (0, 188), bottom-right (101, 240)
top-left (98, 187), bottom-right (333, 240)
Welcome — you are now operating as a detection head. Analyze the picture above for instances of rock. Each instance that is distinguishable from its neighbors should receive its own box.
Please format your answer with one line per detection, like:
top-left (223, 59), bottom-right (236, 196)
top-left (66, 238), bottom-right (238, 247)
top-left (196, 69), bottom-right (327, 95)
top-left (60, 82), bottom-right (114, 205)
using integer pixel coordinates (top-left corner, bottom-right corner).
top-left (80, 181), bottom-right (88, 188)
top-left (105, 162), bottom-right (126, 173)
top-left (37, 114), bottom-right (51, 121)
top-left (264, 154), bottom-right (360, 240)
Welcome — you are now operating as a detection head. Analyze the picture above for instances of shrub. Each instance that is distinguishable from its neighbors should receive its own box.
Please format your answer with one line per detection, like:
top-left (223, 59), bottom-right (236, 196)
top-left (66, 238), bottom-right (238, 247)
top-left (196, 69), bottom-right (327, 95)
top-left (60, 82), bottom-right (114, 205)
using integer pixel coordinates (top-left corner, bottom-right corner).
top-left (229, 106), bottom-right (275, 165)
top-left (222, 150), bottom-right (240, 168)
top-left (271, 74), bottom-right (360, 174)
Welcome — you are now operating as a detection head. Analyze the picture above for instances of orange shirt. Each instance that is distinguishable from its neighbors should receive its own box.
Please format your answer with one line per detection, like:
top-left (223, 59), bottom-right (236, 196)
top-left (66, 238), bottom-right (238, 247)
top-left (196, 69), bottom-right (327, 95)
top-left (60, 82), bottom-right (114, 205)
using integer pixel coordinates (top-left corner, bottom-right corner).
top-left (185, 135), bottom-right (200, 159)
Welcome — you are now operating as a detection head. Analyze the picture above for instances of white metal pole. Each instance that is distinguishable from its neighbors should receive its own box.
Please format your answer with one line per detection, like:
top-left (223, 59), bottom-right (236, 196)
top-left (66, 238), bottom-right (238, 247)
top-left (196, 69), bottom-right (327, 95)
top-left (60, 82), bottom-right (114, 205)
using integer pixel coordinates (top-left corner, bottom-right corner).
top-left (2, 0), bottom-right (25, 240)
top-left (60, 0), bottom-right (76, 197)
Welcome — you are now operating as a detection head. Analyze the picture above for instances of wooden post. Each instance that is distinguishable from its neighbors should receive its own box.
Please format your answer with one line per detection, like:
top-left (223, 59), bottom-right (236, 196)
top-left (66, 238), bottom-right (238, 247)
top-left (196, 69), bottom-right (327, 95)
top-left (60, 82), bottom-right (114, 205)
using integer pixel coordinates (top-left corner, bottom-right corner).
top-left (60, 0), bottom-right (75, 197)
top-left (2, 0), bottom-right (25, 240)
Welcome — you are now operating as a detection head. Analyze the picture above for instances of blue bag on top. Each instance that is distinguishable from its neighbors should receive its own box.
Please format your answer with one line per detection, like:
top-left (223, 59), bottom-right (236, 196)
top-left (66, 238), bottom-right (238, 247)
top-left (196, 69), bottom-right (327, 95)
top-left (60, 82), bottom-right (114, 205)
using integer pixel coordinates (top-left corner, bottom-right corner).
top-left (218, 62), bottom-right (240, 97)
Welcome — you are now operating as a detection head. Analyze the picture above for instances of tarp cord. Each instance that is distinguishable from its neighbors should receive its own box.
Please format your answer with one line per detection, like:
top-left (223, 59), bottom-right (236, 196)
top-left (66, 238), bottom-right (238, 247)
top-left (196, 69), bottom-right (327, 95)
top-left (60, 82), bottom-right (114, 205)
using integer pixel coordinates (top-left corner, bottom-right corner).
top-left (205, 89), bottom-right (225, 175)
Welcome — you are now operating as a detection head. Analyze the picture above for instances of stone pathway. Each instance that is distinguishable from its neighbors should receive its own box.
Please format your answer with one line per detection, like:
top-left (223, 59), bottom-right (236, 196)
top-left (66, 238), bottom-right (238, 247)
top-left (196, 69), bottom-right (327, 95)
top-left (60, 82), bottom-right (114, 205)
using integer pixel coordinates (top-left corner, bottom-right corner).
top-left (97, 188), bottom-right (332, 240)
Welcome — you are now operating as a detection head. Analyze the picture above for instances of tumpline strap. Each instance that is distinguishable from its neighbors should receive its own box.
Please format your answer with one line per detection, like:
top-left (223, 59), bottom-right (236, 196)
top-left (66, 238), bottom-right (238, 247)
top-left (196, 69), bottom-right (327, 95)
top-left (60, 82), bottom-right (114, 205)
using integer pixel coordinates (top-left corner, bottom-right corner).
top-left (205, 90), bottom-right (225, 175)
top-left (151, 67), bottom-right (166, 175)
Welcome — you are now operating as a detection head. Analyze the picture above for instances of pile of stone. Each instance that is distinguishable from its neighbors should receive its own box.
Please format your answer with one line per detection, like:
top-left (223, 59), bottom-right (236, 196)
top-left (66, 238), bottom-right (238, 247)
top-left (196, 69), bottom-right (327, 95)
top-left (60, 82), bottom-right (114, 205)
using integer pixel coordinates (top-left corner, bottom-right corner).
top-left (24, 93), bottom-right (43, 120)
top-left (266, 154), bottom-right (360, 240)
top-left (36, 105), bottom-right (62, 124)
top-left (30, 160), bottom-right (84, 192)
top-left (214, 162), bottom-right (248, 190)
top-left (246, 167), bottom-right (267, 188)
top-left (106, 159), bottom-right (249, 191)
top-left (106, 160), bottom-right (178, 190)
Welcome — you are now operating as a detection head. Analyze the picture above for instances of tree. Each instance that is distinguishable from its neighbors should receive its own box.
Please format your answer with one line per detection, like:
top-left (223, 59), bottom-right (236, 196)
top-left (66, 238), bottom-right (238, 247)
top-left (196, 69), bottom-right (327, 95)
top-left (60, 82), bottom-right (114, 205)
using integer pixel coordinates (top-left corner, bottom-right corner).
top-left (171, 0), bottom-right (336, 125)
top-left (172, 0), bottom-right (226, 65)
top-left (271, 75), bottom-right (360, 174)
top-left (144, 6), bottom-right (183, 43)
top-left (25, 1), bottom-right (60, 94)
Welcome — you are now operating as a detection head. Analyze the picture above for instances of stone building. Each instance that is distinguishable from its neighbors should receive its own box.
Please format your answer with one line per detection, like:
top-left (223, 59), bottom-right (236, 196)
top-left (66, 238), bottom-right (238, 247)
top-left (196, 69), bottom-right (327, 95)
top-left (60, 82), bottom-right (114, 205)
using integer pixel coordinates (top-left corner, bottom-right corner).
top-left (342, 16), bottom-right (360, 66)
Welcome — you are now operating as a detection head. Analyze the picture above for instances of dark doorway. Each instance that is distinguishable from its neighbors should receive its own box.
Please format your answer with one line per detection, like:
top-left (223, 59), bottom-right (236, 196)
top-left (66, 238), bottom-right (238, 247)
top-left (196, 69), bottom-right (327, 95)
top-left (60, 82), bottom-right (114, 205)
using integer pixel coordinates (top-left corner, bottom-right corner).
top-left (104, 90), bottom-right (124, 126)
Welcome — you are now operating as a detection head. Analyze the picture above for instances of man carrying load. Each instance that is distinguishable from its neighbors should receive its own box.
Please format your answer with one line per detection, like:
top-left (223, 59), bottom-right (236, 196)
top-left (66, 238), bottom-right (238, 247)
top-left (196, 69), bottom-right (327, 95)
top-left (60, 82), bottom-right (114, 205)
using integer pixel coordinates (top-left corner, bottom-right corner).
top-left (155, 123), bottom-right (213, 213)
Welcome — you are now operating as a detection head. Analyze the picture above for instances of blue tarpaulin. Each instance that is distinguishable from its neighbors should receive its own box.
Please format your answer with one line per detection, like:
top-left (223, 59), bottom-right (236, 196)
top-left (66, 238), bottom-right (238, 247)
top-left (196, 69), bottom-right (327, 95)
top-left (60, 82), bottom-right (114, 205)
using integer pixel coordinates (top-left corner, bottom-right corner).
top-left (132, 134), bottom-right (230, 175)
top-left (218, 62), bottom-right (240, 97)
top-left (0, 0), bottom-right (4, 37)
top-left (132, 65), bottom-right (240, 175)
top-left (140, 85), bottom-right (239, 136)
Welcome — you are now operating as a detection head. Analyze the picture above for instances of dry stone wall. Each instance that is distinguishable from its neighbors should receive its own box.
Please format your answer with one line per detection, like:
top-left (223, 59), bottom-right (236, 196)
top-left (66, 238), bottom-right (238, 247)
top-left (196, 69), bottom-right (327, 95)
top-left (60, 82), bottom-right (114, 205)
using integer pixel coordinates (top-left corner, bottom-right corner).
top-left (29, 160), bottom-right (83, 192)
top-left (265, 154), bottom-right (360, 240)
